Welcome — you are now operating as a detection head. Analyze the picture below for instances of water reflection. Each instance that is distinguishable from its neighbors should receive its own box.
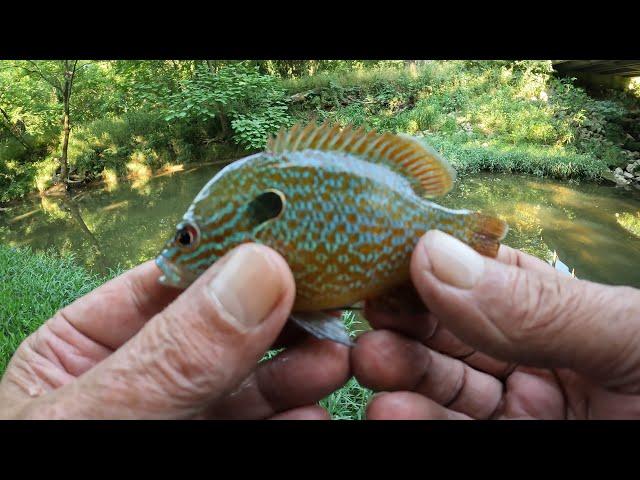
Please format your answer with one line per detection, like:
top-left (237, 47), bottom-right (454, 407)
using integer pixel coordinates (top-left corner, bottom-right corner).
top-left (1, 169), bottom-right (639, 289)
top-left (1, 165), bottom-right (224, 273)
top-left (616, 212), bottom-right (640, 238)
top-left (441, 174), bottom-right (640, 288)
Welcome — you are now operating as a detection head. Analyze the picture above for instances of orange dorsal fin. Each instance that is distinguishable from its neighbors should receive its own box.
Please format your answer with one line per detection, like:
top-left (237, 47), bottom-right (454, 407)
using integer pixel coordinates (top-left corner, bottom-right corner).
top-left (267, 122), bottom-right (456, 198)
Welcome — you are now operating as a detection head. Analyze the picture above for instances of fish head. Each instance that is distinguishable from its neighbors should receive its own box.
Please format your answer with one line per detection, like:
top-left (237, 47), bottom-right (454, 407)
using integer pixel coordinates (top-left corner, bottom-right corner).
top-left (156, 153), bottom-right (287, 289)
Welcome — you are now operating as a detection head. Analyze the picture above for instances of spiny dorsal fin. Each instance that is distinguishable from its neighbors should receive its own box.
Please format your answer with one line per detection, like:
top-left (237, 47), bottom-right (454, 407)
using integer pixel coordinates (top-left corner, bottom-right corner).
top-left (267, 122), bottom-right (456, 197)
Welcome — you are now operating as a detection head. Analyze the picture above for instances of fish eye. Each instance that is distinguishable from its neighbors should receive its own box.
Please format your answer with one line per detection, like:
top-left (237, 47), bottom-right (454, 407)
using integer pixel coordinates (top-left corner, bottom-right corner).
top-left (248, 189), bottom-right (286, 224)
top-left (174, 223), bottom-right (199, 250)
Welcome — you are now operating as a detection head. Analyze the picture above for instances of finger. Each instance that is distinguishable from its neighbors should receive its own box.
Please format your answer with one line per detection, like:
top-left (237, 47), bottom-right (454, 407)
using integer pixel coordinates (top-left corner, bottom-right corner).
top-left (366, 391), bottom-right (471, 420)
top-left (53, 260), bottom-right (181, 350)
top-left (270, 321), bottom-right (308, 349)
top-left (363, 244), bottom-right (555, 338)
top-left (24, 244), bottom-right (296, 419)
top-left (352, 330), bottom-right (503, 419)
top-left (366, 282), bottom-right (428, 316)
top-left (363, 302), bottom-right (436, 342)
top-left (364, 304), bottom-right (473, 357)
top-left (407, 318), bottom-right (517, 379)
top-left (500, 367), bottom-right (567, 419)
top-left (363, 244), bottom-right (554, 335)
top-left (411, 230), bottom-right (640, 393)
top-left (202, 336), bottom-right (350, 419)
top-left (269, 405), bottom-right (330, 420)
top-left (496, 244), bottom-right (559, 275)
top-left (1, 261), bottom-right (183, 390)
top-left (365, 298), bottom-right (515, 379)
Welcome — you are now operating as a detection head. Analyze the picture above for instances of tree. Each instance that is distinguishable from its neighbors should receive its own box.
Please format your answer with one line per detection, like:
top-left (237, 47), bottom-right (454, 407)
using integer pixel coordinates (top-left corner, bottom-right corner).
top-left (0, 104), bottom-right (31, 151)
top-left (17, 60), bottom-right (85, 185)
top-left (163, 62), bottom-right (291, 150)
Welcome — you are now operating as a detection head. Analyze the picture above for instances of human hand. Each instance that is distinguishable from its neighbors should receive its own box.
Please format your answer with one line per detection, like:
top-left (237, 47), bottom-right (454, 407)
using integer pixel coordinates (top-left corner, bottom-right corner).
top-left (353, 230), bottom-right (640, 419)
top-left (0, 244), bottom-right (349, 419)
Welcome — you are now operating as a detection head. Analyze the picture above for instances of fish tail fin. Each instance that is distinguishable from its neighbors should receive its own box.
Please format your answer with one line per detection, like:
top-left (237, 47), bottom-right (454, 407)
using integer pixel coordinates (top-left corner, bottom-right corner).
top-left (465, 212), bottom-right (509, 258)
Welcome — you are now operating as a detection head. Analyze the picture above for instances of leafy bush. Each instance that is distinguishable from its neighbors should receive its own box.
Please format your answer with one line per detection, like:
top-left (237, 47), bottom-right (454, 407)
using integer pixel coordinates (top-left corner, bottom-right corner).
top-left (550, 77), bottom-right (628, 165)
top-left (69, 111), bottom-right (206, 180)
top-left (163, 62), bottom-right (292, 151)
top-left (284, 60), bottom-right (639, 179)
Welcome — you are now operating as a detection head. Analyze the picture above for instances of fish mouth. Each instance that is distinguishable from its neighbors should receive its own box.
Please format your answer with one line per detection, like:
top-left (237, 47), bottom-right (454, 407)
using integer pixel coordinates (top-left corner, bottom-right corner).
top-left (155, 254), bottom-right (196, 289)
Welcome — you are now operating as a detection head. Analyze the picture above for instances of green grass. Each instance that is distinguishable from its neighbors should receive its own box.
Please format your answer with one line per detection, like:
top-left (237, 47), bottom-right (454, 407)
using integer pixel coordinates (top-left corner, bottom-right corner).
top-left (0, 245), bottom-right (107, 375)
top-left (262, 311), bottom-right (372, 419)
top-left (284, 60), bottom-right (637, 182)
top-left (0, 246), bottom-right (372, 419)
top-left (424, 134), bottom-right (609, 180)
top-left (318, 310), bottom-right (372, 420)
top-left (320, 376), bottom-right (371, 420)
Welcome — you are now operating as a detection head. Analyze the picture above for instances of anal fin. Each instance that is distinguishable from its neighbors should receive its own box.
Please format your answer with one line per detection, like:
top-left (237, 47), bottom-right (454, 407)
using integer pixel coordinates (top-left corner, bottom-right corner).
top-left (289, 312), bottom-right (355, 347)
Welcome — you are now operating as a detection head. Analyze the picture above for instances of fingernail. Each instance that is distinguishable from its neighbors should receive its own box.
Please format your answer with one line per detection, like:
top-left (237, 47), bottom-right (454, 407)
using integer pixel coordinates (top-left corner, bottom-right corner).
top-left (209, 245), bottom-right (285, 327)
top-left (421, 230), bottom-right (485, 289)
top-left (371, 391), bottom-right (389, 400)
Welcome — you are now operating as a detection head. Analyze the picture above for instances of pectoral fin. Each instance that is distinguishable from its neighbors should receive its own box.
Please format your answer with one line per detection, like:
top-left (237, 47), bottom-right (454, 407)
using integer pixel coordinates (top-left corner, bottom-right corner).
top-left (289, 312), bottom-right (354, 347)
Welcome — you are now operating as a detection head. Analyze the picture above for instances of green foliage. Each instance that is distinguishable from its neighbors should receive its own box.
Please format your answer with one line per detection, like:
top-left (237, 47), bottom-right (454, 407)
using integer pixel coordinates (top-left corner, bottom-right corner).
top-left (0, 146), bottom-right (37, 202)
top-left (1, 59), bottom-right (640, 203)
top-left (111, 60), bottom-right (194, 113)
top-left (424, 134), bottom-right (607, 180)
top-left (320, 377), bottom-right (372, 420)
top-left (0, 245), bottom-right (108, 376)
top-left (286, 60), bottom-right (639, 180)
top-left (70, 112), bottom-right (173, 178)
top-left (231, 104), bottom-right (290, 151)
top-left (0, 63), bottom-right (60, 140)
top-left (260, 60), bottom-right (405, 78)
top-left (163, 62), bottom-right (292, 150)
top-left (550, 77), bottom-right (628, 165)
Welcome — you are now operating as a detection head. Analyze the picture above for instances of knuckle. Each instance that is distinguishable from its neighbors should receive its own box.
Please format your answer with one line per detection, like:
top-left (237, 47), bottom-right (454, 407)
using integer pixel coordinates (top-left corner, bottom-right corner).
top-left (442, 362), bottom-right (466, 407)
top-left (497, 268), bottom-right (578, 343)
top-left (592, 286), bottom-right (640, 390)
top-left (134, 309), bottom-right (231, 404)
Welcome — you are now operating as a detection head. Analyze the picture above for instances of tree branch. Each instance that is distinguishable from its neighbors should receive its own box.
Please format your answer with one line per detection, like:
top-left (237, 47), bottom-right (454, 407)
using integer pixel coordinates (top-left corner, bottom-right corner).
top-left (68, 60), bottom-right (79, 99)
top-left (23, 60), bottom-right (62, 93)
top-left (0, 104), bottom-right (31, 151)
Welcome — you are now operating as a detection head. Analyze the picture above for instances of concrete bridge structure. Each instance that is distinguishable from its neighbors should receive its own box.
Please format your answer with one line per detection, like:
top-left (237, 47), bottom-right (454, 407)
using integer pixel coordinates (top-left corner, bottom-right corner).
top-left (552, 61), bottom-right (640, 90)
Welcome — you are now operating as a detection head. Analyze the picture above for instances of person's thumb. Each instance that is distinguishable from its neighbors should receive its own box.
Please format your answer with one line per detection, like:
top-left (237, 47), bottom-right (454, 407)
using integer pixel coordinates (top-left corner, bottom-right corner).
top-left (411, 230), bottom-right (640, 393)
top-left (28, 243), bottom-right (296, 419)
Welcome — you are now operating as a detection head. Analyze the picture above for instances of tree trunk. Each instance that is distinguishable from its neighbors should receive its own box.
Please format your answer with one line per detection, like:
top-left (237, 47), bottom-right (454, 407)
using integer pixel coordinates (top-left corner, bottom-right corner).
top-left (59, 100), bottom-right (70, 184)
top-left (206, 60), bottom-right (221, 74)
top-left (217, 107), bottom-right (232, 139)
top-left (57, 60), bottom-right (77, 186)
top-left (405, 60), bottom-right (418, 77)
top-left (204, 61), bottom-right (232, 139)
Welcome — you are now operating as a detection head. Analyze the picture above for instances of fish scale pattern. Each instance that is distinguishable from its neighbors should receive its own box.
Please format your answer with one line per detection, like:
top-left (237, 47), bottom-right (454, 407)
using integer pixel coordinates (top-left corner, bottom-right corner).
top-left (159, 149), bottom-right (478, 310)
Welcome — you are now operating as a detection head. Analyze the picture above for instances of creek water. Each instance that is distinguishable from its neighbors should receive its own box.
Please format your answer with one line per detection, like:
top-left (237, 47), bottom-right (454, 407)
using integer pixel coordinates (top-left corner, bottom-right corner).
top-left (1, 165), bottom-right (639, 288)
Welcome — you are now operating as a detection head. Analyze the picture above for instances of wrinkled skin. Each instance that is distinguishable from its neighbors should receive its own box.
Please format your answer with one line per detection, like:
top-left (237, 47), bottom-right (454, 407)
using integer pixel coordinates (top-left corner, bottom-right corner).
top-left (4, 230), bottom-right (640, 420)
top-left (0, 244), bottom-right (350, 419)
top-left (355, 230), bottom-right (640, 420)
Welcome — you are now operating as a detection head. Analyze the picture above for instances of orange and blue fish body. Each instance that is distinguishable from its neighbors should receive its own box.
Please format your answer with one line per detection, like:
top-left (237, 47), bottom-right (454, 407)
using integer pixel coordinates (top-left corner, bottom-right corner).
top-left (156, 123), bottom-right (508, 344)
